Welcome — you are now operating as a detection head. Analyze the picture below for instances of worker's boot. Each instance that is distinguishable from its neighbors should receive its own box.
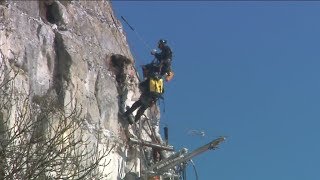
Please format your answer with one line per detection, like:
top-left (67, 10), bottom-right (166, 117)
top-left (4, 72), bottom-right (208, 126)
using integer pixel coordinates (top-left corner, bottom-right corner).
top-left (123, 111), bottom-right (134, 125)
top-left (127, 114), bottom-right (134, 125)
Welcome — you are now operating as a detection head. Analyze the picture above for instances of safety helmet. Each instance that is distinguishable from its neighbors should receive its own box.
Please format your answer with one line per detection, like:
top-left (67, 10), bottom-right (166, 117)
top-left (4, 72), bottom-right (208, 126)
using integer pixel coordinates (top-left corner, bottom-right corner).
top-left (158, 39), bottom-right (167, 45)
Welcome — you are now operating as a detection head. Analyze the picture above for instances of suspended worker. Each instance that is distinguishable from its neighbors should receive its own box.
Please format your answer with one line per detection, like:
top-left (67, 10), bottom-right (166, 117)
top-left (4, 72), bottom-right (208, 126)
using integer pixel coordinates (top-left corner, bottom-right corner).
top-left (143, 39), bottom-right (174, 81)
top-left (124, 72), bottom-right (164, 125)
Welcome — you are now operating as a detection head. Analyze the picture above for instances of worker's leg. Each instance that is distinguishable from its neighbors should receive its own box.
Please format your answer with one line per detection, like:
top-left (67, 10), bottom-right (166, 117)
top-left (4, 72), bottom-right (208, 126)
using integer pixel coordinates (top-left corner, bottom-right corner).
top-left (160, 61), bottom-right (171, 76)
top-left (125, 100), bottom-right (142, 116)
top-left (134, 105), bottom-right (148, 122)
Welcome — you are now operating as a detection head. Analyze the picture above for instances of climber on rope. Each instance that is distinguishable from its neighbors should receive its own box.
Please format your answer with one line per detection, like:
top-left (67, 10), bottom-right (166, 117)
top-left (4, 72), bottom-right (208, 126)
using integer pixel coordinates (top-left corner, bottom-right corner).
top-left (142, 39), bottom-right (174, 82)
top-left (124, 72), bottom-right (164, 125)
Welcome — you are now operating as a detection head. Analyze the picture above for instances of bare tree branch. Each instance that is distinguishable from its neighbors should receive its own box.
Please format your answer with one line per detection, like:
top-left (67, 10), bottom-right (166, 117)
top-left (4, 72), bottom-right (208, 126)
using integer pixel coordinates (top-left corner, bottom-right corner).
top-left (0, 61), bottom-right (114, 179)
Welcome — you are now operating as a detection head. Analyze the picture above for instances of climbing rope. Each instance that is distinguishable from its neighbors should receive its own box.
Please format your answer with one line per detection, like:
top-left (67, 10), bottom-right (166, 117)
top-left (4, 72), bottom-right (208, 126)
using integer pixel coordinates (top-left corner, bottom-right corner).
top-left (120, 16), bottom-right (152, 52)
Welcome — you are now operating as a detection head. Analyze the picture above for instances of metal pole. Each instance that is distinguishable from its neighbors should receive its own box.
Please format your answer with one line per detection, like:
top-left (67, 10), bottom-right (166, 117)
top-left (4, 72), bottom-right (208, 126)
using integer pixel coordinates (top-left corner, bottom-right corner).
top-left (151, 137), bottom-right (226, 173)
top-left (164, 126), bottom-right (169, 146)
top-left (129, 138), bottom-right (174, 151)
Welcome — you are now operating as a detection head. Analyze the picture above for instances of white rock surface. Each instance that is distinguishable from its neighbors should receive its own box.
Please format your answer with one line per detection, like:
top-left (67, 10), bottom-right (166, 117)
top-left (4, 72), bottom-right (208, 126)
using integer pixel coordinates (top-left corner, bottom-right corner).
top-left (0, 1), bottom-right (163, 179)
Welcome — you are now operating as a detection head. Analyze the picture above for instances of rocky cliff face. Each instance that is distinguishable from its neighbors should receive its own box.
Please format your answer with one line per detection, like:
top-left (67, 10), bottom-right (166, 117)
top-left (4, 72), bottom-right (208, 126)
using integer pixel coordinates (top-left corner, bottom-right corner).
top-left (0, 1), bottom-right (162, 179)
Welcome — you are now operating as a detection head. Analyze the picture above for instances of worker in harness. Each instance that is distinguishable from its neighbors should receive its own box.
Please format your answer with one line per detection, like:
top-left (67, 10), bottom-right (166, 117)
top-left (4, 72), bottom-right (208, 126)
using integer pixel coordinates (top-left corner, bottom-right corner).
top-left (142, 39), bottom-right (174, 81)
top-left (124, 72), bottom-right (164, 125)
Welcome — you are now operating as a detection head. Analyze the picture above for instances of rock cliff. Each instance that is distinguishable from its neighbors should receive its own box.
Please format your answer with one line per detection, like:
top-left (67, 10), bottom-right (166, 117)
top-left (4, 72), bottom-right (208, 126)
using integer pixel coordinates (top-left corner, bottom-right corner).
top-left (0, 1), bottom-right (162, 179)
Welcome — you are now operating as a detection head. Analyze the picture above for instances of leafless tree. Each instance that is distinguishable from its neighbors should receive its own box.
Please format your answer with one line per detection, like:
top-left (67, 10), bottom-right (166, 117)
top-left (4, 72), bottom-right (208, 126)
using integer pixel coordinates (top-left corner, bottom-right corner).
top-left (0, 61), bottom-right (113, 179)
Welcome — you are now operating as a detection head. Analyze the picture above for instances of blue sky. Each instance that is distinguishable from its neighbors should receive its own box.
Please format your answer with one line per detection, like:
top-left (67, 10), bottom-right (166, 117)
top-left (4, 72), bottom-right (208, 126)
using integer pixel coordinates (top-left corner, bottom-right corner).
top-left (112, 2), bottom-right (320, 180)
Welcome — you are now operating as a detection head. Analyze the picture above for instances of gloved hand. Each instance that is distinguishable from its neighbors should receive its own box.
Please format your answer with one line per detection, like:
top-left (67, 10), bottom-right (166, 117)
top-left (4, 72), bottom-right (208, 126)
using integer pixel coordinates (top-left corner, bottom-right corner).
top-left (151, 49), bottom-right (157, 55)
